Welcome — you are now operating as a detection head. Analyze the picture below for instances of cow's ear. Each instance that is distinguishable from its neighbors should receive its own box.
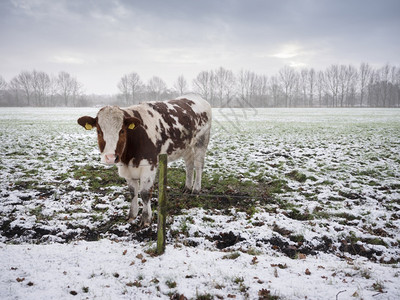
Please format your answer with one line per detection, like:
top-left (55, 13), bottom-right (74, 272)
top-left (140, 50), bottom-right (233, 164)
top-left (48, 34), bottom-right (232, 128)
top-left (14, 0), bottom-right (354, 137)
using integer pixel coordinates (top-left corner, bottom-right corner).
top-left (77, 116), bottom-right (96, 130)
top-left (124, 117), bottom-right (141, 130)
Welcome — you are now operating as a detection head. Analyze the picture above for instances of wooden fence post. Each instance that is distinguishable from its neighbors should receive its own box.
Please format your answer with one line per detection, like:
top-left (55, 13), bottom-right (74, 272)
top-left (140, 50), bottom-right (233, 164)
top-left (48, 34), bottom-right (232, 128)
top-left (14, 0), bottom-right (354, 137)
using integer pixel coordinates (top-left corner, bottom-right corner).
top-left (157, 154), bottom-right (167, 255)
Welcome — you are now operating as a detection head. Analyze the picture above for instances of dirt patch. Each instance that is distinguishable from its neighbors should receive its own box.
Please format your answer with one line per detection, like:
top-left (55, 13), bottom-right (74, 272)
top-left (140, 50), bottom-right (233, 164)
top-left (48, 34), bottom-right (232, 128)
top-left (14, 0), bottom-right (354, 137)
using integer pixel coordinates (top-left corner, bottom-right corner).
top-left (211, 231), bottom-right (245, 249)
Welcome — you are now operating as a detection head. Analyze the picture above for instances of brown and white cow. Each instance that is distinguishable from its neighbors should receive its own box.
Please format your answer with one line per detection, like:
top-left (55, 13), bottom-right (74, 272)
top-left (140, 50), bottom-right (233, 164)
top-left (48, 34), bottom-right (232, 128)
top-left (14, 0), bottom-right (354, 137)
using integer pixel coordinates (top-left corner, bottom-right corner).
top-left (77, 95), bottom-right (212, 226)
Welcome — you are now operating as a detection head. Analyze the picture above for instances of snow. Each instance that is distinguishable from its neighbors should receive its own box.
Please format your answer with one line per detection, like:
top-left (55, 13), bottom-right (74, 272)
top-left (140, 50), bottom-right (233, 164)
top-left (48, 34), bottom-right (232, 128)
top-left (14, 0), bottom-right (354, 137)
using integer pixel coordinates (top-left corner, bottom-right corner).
top-left (1, 240), bottom-right (399, 300)
top-left (1, 107), bottom-right (400, 299)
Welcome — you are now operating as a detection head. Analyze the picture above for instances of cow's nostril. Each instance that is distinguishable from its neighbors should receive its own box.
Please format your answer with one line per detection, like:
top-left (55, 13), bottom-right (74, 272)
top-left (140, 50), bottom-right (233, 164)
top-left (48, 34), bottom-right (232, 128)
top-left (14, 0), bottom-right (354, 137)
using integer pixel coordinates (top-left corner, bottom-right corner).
top-left (104, 154), bottom-right (116, 164)
top-left (114, 155), bottom-right (119, 163)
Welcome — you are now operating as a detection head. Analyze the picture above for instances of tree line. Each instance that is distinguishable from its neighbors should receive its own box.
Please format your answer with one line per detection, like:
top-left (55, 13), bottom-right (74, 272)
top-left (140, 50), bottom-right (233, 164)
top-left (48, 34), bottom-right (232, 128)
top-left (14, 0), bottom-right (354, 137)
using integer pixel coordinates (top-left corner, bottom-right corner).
top-left (1, 63), bottom-right (399, 107)
top-left (0, 71), bottom-right (85, 107)
top-left (189, 63), bottom-right (400, 108)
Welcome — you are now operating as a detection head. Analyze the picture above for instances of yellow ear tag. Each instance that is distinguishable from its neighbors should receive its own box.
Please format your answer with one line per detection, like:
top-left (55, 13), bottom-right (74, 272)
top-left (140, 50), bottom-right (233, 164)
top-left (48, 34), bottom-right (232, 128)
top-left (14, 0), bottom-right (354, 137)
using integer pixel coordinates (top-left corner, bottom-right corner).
top-left (85, 123), bottom-right (93, 130)
top-left (128, 123), bottom-right (135, 130)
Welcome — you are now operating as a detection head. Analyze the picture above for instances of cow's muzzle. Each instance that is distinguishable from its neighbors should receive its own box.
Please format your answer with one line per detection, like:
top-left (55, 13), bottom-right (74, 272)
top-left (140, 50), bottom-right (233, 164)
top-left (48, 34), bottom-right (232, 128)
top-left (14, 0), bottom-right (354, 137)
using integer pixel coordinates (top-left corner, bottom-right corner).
top-left (104, 154), bottom-right (118, 165)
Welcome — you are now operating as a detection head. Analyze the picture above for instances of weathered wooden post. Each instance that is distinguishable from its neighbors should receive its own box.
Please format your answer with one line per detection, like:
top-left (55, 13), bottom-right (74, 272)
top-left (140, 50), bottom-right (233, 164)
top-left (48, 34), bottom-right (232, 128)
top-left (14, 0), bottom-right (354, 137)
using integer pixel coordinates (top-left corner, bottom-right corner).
top-left (157, 154), bottom-right (167, 255)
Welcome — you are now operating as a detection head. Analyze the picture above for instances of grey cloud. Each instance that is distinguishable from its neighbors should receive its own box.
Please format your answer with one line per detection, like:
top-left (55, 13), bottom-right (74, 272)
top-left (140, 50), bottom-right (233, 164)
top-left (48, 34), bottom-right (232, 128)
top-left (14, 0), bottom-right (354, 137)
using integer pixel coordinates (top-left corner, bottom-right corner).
top-left (1, 0), bottom-right (399, 93)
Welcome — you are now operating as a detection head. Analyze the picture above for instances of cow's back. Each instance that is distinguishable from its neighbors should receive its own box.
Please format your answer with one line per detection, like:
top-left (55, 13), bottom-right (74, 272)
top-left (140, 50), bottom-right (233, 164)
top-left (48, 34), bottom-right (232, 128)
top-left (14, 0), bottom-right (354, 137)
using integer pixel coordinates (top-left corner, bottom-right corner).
top-left (121, 95), bottom-right (211, 166)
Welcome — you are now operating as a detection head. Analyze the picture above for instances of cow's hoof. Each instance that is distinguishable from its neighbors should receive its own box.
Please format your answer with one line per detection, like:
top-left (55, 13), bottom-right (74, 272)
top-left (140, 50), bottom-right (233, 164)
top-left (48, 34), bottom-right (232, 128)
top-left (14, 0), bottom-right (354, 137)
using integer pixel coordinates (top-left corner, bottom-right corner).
top-left (127, 217), bottom-right (137, 224)
top-left (183, 187), bottom-right (192, 194)
top-left (140, 219), bottom-right (151, 228)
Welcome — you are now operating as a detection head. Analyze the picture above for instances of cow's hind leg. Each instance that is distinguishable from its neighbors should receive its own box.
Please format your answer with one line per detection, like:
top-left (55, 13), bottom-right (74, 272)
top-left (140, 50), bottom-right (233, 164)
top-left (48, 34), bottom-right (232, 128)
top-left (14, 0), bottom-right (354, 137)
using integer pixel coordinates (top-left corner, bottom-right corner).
top-left (127, 179), bottom-right (139, 223)
top-left (184, 154), bottom-right (194, 192)
top-left (193, 155), bottom-right (205, 193)
top-left (192, 132), bottom-right (210, 193)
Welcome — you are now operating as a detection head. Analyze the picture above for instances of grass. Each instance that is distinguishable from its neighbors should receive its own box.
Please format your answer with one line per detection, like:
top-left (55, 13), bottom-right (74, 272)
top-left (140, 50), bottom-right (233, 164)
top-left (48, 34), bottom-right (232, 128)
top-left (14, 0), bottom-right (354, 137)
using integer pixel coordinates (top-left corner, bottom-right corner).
top-left (165, 279), bottom-right (177, 289)
top-left (1, 108), bottom-right (400, 268)
top-left (286, 170), bottom-right (307, 183)
top-left (222, 252), bottom-right (241, 260)
top-left (72, 165), bottom-right (126, 191)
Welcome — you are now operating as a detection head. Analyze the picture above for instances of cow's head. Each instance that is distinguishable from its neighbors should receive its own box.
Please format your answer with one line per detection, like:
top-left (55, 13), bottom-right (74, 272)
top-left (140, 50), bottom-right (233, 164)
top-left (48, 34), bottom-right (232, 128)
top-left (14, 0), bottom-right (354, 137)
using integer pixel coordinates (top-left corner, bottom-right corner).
top-left (77, 106), bottom-right (141, 165)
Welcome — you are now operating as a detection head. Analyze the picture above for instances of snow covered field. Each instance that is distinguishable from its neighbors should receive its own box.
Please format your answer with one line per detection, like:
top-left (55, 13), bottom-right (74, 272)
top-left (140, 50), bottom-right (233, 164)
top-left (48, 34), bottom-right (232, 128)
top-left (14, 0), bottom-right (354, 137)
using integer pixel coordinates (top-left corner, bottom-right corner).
top-left (0, 107), bottom-right (399, 299)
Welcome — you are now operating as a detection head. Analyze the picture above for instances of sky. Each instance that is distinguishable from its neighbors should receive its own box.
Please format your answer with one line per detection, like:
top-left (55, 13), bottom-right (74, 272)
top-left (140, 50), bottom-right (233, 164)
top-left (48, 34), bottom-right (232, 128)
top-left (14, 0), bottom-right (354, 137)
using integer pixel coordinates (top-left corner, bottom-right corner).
top-left (1, 0), bottom-right (399, 94)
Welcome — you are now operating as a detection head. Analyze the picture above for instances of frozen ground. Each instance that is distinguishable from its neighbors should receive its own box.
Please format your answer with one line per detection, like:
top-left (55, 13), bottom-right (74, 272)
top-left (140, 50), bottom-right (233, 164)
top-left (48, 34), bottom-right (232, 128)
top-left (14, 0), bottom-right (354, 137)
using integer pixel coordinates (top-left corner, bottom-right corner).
top-left (0, 107), bottom-right (399, 299)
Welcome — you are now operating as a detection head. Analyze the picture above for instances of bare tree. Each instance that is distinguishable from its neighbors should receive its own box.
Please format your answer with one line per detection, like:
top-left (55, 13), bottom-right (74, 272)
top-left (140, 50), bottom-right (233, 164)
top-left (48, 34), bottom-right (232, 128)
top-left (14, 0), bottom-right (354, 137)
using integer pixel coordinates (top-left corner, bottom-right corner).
top-left (0, 76), bottom-right (7, 90)
top-left (15, 71), bottom-right (34, 106)
top-left (9, 77), bottom-right (20, 106)
top-left (359, 63), bottom-right (372, 107)
top-left (279, 66), bottom-right (297, 107)
top-left (0, 75), bottom-right (8, 105)
top-left (346, 65), bottom-right (358, 106)
top-left (57, 71), bottom-right (82, 106)
top-left (48, 75), bottom-right (59, 106)
top-left (58, 71), bottom-right (73, 106)
top-left (147, 76), bottom-right (166, 101)
top-left (214, 67), bottom-right (235, 107)
top-left (316, 71), bottom-right (325, 107)
top-left (324, 65), bottom-right (340, 107)
top-left (394, 67), bottom-right (400, 107)
top-left (238, 70), bottom-right (268, 106)
top-left (269, 75), bottom-right (280, 107)
top-left (300, 68), bottom-right (309, 106)
top-left (369, 64), bottom-right (391, 107)
top-left (118, 74), bottom-right (130, 105)
top-left (71, 78), bottom-right (83, 106)
top-left (238, 69), bottom-right (256, 104)
top-left (307, 68), bottom-right (316, 107)
top-left (337, 65), bottom-right (347, 107)
top-left (117, 73), bottom-right (143, 105)
top-left (193, 70), bottom-right (215, 105)
top-left (128, 73), bottom-right (142, 103)
top-left (255, 74), bottom-right (268, 107)
top-left (173, 75), bottom-right (188, 95)
top-left (32, 70), bottom-right (51, 106)
top-left (336, 65), bottom-right (358, 107)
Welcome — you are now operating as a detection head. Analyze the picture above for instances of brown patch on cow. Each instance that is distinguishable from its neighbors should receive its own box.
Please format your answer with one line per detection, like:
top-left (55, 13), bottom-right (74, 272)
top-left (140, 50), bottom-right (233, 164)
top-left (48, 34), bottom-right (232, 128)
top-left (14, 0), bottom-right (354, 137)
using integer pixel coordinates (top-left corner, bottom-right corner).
top-left (115, 127), bottom-right (127, 160)
top-left (146, 98), bottom-right (209, 154)
top-left (77, 116), bottom-right (107, 153)
top-left (120, 125), bottom-right (159, 167)
top-left (125, 109), bottom-right (148, 130)
top-left (96, 125), bottom-right (106, 153)
top-left (111, 114), bottom-right (142, 164)
top-left (117, 109), bottom-right (158, 167)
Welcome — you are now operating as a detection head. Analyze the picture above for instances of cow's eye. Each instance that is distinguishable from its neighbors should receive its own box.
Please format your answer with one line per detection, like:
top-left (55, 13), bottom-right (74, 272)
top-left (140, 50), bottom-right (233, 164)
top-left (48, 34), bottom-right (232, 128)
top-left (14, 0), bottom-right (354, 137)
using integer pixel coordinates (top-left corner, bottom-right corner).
top-left (120, 129), bottom-right (125, 135)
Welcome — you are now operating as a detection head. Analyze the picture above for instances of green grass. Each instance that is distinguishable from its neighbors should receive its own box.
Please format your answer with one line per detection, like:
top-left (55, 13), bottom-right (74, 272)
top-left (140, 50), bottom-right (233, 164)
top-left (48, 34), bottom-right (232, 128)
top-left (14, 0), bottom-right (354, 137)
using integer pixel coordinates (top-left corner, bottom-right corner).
top-left (165, 279), bottom-right (177, 289)
top-left (222, 252), bottom-right (241, 260)
top-left (286, 170), bottom-right (307, 183)
top-left (72, 165), bottom-right (125, 190)
top-left (165, 167), bottom-right (282, 214)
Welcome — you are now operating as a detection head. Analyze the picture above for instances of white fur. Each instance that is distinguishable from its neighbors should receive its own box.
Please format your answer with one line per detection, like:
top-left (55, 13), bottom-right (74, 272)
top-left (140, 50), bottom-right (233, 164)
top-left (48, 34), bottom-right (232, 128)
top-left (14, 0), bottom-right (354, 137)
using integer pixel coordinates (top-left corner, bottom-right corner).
top-left (97, 106), bottom-right (124, 164)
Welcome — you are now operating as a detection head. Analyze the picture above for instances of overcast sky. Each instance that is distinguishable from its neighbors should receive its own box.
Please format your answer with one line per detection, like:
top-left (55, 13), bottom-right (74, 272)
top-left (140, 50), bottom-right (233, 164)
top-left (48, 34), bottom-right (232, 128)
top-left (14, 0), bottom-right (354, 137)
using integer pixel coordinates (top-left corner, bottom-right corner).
top-left (1, 0), bottom-right (399, 94)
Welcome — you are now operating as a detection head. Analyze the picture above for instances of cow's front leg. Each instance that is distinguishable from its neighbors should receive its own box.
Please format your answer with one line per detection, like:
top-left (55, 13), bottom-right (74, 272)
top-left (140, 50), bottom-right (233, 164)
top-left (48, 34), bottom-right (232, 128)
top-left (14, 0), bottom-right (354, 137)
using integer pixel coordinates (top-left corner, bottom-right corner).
top-left (139, 170), bottom-right (156, 227)
top-left (140, 189), bottom-right (153, 227)
top-left (127, 179), bottom-right (139, 223)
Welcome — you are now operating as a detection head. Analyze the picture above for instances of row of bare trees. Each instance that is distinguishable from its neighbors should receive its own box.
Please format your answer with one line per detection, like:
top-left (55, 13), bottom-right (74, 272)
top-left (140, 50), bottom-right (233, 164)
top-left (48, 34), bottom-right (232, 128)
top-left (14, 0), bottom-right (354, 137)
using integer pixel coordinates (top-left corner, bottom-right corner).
top-left (1, 63), bottom-right (399, 107)
top-left (117, 73), bottom-right (171, 104)
top-left (190, 64), bottom-right (400, 107)
top-left (116, 63), bottom-right (400, 108)
top-left (0, 71), bottom-right (84, 106)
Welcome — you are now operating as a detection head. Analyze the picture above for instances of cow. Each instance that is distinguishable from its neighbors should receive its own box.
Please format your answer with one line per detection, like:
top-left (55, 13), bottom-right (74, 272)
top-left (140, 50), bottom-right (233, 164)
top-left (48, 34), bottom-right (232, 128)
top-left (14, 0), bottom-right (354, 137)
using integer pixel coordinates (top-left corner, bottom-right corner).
top-left (77, 95), bottom-right (212, 226)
